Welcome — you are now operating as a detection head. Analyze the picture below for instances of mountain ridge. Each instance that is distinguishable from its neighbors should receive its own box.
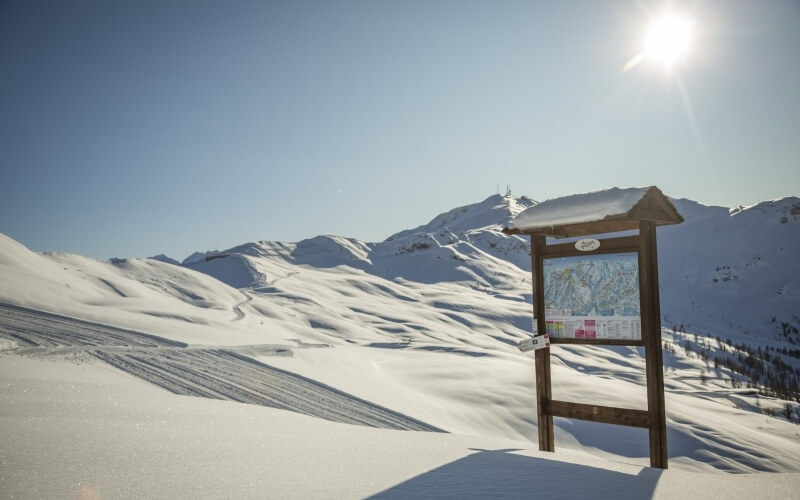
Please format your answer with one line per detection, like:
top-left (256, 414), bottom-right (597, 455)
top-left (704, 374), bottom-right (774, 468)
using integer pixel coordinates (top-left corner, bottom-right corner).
top-left (177, 192), bottom-right (799, 335)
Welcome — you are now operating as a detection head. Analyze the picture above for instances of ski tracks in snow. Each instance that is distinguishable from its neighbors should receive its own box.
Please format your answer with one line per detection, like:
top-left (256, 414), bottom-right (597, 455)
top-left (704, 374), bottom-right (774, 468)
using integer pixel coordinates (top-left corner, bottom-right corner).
top-left (231, 291), bottom-right (252, 321)
top-left (0, 302), bottom-right (441, 432)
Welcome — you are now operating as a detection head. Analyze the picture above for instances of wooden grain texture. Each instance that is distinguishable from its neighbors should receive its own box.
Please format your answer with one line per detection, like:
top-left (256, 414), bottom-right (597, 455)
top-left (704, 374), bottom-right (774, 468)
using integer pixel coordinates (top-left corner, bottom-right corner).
top-left (640, 220), bottom-right (669, 469)
top-left (532, 234), bottom-right (554, 452)
top-left (547, 400), bottom-right (651, 428)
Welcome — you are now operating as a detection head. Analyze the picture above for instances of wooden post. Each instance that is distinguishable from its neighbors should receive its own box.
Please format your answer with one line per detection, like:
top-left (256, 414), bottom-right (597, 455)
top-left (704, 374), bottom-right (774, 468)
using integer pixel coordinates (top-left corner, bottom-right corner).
top-left (640, 221), bottom-right (668, 468)
top-left (531, 235), bottom-right (554, 452)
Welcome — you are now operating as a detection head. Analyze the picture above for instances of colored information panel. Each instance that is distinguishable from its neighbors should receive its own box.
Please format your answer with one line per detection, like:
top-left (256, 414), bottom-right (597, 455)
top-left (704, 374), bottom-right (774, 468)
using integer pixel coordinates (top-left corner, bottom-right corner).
top-left (543, 252), bottom-right (641, 341)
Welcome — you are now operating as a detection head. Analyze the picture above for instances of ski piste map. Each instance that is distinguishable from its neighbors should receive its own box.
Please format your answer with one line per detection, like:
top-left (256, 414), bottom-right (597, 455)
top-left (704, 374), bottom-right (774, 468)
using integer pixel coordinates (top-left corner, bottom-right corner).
top-left (543, 252), bottom-right (641, 341)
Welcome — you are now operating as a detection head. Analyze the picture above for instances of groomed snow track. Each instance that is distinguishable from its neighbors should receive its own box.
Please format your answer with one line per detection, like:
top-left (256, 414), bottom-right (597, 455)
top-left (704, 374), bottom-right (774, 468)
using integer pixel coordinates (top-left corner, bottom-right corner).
top-left (0, 303), bottom-right (441, 432)
top-left (0, 302), bottom-right (187, 348)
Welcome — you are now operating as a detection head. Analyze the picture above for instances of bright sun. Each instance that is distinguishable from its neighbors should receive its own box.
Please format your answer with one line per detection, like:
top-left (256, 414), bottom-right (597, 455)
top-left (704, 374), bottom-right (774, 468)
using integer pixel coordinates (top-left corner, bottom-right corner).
top-left (645, 15), bottom-right (695, 66)
top-left (625, 12), bottom-right (697, 72)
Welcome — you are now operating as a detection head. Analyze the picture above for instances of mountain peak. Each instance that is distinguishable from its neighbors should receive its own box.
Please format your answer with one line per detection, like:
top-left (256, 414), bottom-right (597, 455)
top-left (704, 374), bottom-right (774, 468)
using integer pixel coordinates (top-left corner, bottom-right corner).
top-left (385, 194), bottom-right (536, 242)
top-left (149, 254), bottom-right (180, 266)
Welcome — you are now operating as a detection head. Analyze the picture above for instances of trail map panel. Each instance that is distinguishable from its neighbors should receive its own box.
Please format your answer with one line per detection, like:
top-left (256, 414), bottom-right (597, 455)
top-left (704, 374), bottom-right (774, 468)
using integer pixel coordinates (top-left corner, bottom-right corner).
top-left (543, 252), bottom-right (641, 341)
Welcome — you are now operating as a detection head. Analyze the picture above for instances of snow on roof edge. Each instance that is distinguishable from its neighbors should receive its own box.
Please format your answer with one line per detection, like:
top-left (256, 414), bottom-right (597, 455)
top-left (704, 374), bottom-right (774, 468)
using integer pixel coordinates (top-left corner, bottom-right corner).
top-left (507, 186), bottom-right (652, 232)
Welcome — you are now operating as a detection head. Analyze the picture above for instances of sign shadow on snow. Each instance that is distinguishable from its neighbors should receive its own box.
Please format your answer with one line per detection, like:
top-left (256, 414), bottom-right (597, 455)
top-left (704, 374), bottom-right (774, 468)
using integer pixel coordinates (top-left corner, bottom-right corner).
top-left (369, 448), bottom-right (662, 499)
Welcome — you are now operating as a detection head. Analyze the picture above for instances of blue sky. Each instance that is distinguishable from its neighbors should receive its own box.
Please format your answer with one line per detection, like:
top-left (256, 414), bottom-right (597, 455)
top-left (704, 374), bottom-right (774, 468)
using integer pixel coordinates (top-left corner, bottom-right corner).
top-left (1, 0), bottom-right (798, 260)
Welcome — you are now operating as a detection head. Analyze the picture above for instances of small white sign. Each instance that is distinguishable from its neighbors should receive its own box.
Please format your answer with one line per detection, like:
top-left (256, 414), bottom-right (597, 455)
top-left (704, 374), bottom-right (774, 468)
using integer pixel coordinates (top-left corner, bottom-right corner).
top-left (575, 238), bottom-right (601, 252)
top-left (518, 334), bottom-right (551, 353)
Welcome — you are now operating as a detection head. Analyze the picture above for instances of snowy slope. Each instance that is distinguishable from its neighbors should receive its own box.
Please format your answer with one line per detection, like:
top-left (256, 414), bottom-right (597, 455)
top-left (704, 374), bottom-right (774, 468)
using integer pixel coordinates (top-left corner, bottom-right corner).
top-left (0, 233), bottom-right (261, 345)
top-left (386, 194), bottom-right (536, 240)
top-left (2, 190), bottom-right (800, 493)
top-left (659, 197), bottom-right (800, 345)
top-left (4, 355), bottom-right (798, 499)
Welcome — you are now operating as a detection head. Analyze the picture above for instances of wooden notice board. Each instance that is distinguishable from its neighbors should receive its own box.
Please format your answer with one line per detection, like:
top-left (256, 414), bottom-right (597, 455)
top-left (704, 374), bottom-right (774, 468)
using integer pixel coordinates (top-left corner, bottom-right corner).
top-left (504, 187), bottom-right (682, 469)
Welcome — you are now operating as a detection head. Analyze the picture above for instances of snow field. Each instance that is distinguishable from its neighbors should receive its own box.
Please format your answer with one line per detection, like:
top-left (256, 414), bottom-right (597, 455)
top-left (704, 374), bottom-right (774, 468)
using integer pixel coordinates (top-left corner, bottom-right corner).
top-left (2, 354), bottom-right (798, 499)
top-left (2, 192), bottom-right (800, 497)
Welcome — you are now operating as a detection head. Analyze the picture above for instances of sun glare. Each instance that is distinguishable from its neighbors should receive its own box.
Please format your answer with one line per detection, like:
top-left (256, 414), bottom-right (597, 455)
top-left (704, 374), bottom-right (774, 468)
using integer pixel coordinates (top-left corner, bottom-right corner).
top-left (645, 15), bottom-right (695, 66)
top-left (625, 12), bottom-right (697, 72)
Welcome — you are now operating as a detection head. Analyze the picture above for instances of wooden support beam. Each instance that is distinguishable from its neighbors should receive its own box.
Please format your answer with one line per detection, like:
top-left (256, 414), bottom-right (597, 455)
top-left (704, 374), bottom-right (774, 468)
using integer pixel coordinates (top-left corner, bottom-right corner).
top-left (547, 400), bottom-right (651, 428)
top-left (640, 220), bottom-right (669, 469)
top-left (531, 234), bottom-right (554, 452)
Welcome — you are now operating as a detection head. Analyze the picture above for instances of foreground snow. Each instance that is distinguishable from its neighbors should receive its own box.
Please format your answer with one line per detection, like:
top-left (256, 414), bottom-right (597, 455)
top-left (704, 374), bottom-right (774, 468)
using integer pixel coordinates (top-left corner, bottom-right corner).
top-left (2, 355), bottom-right (797, 499)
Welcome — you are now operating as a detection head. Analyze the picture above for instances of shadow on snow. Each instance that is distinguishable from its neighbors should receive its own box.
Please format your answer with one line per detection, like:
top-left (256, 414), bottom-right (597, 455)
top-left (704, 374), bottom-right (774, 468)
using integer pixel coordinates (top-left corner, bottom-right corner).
top-left (370, 448), bottom-right (662, 499)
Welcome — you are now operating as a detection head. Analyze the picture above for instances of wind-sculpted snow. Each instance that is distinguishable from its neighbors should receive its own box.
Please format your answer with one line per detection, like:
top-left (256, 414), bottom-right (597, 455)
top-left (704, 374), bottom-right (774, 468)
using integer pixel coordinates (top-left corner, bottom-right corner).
top-left (183, 253), bottom-right (267, 289)
top-left (0, 303), bottom-right (441, 432)
top-left (292, 235), bottom-right (372, 268)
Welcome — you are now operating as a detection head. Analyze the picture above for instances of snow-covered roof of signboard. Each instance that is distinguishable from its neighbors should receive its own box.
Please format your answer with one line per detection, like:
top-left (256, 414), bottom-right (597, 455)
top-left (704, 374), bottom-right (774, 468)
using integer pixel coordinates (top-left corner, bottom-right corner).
top-left (503, 186), bottom-right (683, 238)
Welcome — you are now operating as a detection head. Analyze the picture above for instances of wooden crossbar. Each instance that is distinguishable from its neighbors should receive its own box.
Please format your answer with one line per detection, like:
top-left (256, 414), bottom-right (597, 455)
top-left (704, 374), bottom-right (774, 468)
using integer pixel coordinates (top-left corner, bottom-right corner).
top-left (547, 400), bottom-right (651, 428)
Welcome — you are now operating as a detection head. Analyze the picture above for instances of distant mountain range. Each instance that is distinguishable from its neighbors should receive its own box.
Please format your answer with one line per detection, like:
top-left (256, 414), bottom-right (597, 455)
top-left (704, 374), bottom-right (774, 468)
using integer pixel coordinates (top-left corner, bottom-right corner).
top-left (177, 192), bottom-right (800, 347)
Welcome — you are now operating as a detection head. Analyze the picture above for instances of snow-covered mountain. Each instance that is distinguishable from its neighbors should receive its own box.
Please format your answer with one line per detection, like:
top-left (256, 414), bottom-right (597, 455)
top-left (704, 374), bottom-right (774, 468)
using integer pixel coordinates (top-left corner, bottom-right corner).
top-left (177, 192), bottom-right (800, 400)
top-left (181, 192), bottom-right (799, 347)
top-left (180, 194), bottom-right (534, 288)
top-left (659, 197), bottom-right (800, 344)
top-left (2, 190), bottom-right (800, 494)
